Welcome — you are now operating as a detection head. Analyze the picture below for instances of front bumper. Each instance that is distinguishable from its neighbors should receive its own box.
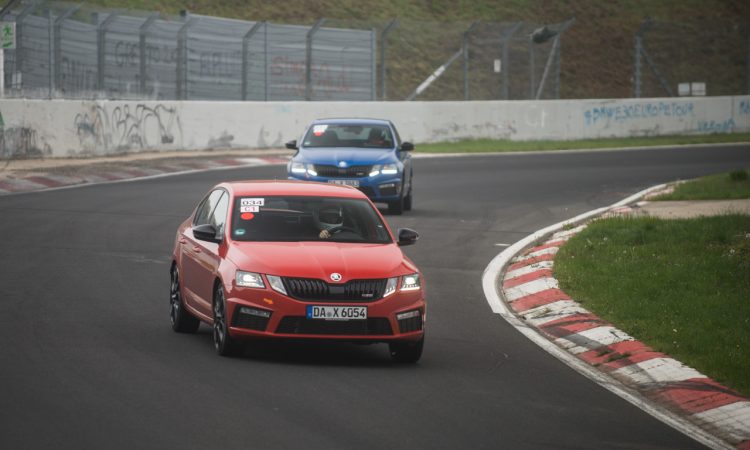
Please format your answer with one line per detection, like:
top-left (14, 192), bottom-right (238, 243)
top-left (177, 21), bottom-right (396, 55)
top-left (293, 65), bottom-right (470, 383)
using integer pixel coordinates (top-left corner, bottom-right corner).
top-left (225, 282), bottom-right (425, 342)
top-left (287, 173), bottom-right (402, 202)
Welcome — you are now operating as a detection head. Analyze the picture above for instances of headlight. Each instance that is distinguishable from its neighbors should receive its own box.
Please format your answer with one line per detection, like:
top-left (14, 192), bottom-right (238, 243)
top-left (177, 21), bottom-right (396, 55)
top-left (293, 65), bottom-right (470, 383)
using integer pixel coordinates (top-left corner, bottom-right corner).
top-left (383, 277), bottom-right (398, 297)
top-left (266, 275), bottom-right (287, 296)
top-left (369, 163), bottom-right (399, 177)
top-left (235, 271), bottom-right (265, 288)
top-left (400, 273), bottom-right (420, 291)
top-left (381, 163), bottom-right (398, 175)
top-left (291, 162), bottom-right (307, 174)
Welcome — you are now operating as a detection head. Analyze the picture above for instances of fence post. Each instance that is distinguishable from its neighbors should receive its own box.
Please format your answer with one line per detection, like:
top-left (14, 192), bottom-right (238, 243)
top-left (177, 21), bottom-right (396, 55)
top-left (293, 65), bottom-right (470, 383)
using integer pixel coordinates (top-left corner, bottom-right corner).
top-left (176, 17), bottom-right (198, 100)
top-left (380, 18), bottom-right (397, 100)
top-left (305, 18), bottom-right (325, 101)
top-left (747, 30), bottom-right (750, 95)
top-left (528, 34), bottom-right (535, 99)
top-left (97, 10), bottom-right (121, 93)
top-left (462, 21), bottom-right (478, 100)
top-left (500, 22), bottom-right (522, 100)
top-left (534, 18), bottom-right (574, 100)
top-left (53, 5), bottom-right (80, 94)
top-left (14, 2), bottom-right (36, 92)
top-left (138, 13), bottom-right (158, 97)
top-left (242, 21), bottom-right (264, 101)
top-left (263, 22), bottom-right (268, 101)
top-left (370, 26), bottom-right (376, 101)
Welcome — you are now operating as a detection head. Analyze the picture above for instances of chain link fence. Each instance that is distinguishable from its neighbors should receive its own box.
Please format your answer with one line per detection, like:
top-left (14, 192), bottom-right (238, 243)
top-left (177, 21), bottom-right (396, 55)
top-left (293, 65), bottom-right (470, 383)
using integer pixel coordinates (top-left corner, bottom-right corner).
top-left (0, 1), bottom-right (576, 102)
top-left (634, 19), bottom-right (750, 98)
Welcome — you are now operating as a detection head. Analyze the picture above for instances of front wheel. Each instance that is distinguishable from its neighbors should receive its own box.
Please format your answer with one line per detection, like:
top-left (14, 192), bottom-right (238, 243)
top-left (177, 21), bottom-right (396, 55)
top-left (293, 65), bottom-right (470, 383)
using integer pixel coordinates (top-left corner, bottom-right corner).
top-left (388, 195), bottom-right (404, 215)
top-left (213, 285), bottom-right (242, 357)
top-left (170, 266), bottom-right (200, 333)
top-left (389, 336), bottom-right (424, 363)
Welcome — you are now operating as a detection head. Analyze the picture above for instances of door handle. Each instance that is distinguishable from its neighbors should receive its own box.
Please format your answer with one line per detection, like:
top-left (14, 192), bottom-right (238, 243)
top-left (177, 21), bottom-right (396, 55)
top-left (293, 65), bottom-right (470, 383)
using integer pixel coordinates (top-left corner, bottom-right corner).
top-left (192, 246), bottom-right (201, 253)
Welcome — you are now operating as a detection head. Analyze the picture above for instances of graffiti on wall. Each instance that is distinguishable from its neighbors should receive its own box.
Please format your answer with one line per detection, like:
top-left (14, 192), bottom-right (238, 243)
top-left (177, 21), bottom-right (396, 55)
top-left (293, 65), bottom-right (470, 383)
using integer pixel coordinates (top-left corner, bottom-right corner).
top-left (74, 104), bottom-right (183, 153)
top-left (0, 112), bottom-right (52, 159)
top-left (740, 100), bottom-right (750, 115)
top-left (697, 118), bottom-right (735, 133)
top-left (583, 101), bottom-right (695, 126)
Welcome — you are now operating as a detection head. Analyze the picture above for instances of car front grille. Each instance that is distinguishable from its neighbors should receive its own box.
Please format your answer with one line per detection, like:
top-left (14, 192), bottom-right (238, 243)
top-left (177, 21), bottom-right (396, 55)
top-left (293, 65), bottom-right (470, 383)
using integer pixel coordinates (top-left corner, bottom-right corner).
top-left (282, 277), bottom-right (387, 302)
top-left (314, 165), bottom-right (372, 178)
top-left (358, 186), bottom-right (375, 198)
top-left (276, 317), bottom-right (393, 335)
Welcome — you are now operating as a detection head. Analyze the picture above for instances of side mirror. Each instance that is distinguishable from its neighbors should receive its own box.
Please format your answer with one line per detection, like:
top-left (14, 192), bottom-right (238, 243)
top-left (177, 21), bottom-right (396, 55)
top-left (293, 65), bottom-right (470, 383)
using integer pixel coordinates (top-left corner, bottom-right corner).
top-left (285, 140), bottom-right (298, 150)
top-left (400, 142), bottom-right (414, 151)
top-left (193, 223), bottom-right (221, 243)
top-left (397, 228), bottom-right (419, 246)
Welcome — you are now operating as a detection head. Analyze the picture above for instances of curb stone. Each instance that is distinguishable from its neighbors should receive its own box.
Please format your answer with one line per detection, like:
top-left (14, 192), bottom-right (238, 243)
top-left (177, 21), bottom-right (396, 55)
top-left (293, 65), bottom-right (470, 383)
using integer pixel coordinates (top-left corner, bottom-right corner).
top-left (0, 156), bottom-right (290, 195)
top-left (483, 184), bottom-right (749, 450)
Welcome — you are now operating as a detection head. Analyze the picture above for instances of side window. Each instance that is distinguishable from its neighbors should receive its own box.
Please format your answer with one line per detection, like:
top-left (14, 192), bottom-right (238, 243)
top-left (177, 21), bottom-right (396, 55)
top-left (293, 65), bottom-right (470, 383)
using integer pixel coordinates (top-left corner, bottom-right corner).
top-left (209, 192), bottom-right (229, 235)
top-left (193, 190), bottom-right (224, 226)
top-left (390, 123), bottom-right (402, 147)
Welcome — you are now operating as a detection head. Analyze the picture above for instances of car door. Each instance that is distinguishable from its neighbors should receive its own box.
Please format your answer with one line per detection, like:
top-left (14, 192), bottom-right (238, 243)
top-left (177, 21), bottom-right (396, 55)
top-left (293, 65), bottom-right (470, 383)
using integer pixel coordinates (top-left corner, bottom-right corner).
top-left (181, 189), bottom-right (227, 317)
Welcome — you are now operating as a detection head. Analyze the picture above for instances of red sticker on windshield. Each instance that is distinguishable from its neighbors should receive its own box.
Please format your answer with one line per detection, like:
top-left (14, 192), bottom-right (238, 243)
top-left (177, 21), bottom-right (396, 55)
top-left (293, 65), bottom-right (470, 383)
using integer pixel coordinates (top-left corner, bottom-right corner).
top-left (241, 212), bottom-right (255, 220)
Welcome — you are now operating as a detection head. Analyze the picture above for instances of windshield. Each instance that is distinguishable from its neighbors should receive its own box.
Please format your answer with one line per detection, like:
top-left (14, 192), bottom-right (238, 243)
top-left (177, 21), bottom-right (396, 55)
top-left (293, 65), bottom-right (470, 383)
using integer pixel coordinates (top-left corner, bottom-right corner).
top-left (302, 124), bottom-right (394, 149)
top-left (231, 196), bottom-right (392, 244)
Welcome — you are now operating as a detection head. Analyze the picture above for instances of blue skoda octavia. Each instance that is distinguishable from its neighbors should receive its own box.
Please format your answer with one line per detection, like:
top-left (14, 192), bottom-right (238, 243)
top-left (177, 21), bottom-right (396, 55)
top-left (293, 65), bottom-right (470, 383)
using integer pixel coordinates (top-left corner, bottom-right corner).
top-left (286, 118), bottom-right (414, 214)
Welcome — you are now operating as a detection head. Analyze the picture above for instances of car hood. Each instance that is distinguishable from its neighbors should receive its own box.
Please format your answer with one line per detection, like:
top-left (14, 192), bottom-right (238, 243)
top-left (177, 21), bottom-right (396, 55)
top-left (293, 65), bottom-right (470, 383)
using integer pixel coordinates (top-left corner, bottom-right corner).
top-left (227, 241), bottom-right (417, 282)
top-left (297, 148), bottom-right (395, 167)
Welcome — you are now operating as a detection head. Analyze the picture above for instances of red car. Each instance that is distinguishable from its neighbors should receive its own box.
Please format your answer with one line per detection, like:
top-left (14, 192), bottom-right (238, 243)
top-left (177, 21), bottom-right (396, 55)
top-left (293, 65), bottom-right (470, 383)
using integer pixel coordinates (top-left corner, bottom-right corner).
top-left (170, 180), bottom-right (425, 362)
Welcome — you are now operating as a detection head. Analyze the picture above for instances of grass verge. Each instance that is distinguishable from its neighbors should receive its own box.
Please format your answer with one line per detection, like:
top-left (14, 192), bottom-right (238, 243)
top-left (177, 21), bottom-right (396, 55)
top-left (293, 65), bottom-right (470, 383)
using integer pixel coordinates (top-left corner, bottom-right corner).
top-left (554, 215), bottom-right (750, 396)
top-left (654, 169), bottom-right (750, 200)
top-left (416, 133), bottom-right (750, 153)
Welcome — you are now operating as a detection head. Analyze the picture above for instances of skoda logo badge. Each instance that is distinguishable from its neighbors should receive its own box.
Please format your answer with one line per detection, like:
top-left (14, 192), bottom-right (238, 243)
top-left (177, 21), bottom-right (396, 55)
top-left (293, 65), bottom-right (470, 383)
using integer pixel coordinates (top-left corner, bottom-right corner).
top-left (330, 273), bottom-right (342, 282)
top-left (338, 161), bottom-right (348, 168)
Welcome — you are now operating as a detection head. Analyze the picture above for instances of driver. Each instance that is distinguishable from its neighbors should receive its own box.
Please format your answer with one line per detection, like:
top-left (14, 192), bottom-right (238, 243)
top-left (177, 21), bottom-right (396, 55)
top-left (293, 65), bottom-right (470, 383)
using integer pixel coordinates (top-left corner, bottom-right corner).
top-left (314, 204), bottom-right (345, 239)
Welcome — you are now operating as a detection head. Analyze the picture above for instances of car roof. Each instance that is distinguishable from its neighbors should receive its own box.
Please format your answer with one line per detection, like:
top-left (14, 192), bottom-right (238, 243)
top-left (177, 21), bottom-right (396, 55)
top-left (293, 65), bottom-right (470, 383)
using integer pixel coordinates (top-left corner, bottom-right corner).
top-left (219, 180), bottom-right (367, 199)
top-left (312, 118), bottom-right (392, 126)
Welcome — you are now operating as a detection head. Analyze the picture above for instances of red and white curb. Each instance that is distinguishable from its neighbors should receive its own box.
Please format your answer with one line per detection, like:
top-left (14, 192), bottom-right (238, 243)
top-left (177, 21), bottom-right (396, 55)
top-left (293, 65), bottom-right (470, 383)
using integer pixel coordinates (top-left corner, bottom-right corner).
top-left (482, 184), bottom-right (749, 450)
top-left (0, 156), bottom-right (290, 195)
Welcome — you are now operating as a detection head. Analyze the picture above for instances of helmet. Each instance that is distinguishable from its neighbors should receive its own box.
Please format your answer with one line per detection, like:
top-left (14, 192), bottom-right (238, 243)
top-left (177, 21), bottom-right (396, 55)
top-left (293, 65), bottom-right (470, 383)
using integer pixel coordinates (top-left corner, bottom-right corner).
top-left (317, 205), bottom-right (343, 228)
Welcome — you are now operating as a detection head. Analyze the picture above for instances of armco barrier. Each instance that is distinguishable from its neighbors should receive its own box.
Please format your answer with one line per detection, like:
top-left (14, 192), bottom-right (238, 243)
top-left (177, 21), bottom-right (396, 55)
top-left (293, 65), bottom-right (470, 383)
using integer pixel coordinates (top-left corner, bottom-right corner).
top-left (1, 96), bottom-right (749, 158)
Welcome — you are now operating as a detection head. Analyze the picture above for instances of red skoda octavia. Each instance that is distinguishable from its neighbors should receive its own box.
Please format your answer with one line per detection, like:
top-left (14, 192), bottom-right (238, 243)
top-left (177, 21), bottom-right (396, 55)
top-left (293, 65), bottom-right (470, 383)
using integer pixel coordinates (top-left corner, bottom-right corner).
top-left (170, 181), bottom-right (425, 362)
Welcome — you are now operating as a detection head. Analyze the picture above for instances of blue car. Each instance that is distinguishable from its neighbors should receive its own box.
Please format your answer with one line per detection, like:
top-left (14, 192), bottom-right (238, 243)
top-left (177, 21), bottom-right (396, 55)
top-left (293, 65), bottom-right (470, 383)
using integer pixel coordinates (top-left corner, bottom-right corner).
top-left (286, 118), bottom-right (414, 214)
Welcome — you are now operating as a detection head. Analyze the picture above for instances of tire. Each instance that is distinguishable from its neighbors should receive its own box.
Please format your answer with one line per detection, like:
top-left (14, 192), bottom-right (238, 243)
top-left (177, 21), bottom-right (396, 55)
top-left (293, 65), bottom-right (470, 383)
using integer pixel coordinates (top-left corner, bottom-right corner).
top-left (213, 285), bottom-right (242, 357)
top-left (403, 190), bottom-right (412, 211)
top-left (170, 266), bottom-right (200, 333)
top-left (389, 336), bottom-right (424, 363)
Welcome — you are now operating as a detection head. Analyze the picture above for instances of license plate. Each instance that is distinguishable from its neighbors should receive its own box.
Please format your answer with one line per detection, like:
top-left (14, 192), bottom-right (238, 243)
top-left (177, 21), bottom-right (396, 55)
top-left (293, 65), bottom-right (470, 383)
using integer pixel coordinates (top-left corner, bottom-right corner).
top-left (306, 305), bottom-right (367, 321)
top-left (328, 179), bottom-right (360, 187)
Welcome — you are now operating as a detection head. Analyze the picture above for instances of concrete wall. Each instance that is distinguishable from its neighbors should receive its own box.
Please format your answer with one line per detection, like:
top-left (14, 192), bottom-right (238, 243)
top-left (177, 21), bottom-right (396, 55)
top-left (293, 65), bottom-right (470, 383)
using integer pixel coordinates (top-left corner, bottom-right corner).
top-left (1, 96), bottom-right (749, 158)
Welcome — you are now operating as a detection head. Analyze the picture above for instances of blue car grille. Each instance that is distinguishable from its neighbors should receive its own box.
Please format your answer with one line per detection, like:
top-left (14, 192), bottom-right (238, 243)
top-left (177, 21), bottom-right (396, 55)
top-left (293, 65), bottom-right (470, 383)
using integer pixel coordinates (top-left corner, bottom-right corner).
top-left (314, 165), bottom-right (372, 178)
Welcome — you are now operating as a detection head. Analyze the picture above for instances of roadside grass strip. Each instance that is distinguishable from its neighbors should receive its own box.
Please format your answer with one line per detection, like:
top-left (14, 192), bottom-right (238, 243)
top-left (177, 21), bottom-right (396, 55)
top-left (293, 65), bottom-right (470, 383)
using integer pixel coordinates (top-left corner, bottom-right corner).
top-left (500, 212), bottom-right (750, 448)
top-left (416, 134), bottom-right (750, 154)
top-left (652, 169), bottom-right (750, 201)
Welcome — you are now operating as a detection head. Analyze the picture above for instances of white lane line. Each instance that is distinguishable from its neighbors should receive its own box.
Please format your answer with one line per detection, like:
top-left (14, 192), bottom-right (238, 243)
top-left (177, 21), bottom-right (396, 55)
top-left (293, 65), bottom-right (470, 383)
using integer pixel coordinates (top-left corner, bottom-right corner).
top-left (494, 243), bottom-right (511, 247)
top-left (692, 401), bottom-right (750, 444)
top-left (554, 326), bottom-right (634, 355)
top-left (504, 260), bottom-right (554, 280)
top-left (514, 246), bottom-right (559, 262)
top-left (611, 358), bottom-right (705, 384)
top-left (504, 277), bottom-right (559, 302)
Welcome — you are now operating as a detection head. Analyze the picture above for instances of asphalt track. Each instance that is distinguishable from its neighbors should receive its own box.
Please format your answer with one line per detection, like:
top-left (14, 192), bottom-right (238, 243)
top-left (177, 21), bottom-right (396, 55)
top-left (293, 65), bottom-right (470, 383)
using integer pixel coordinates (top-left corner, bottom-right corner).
top-left (1, 145), bottom-right (749, 449)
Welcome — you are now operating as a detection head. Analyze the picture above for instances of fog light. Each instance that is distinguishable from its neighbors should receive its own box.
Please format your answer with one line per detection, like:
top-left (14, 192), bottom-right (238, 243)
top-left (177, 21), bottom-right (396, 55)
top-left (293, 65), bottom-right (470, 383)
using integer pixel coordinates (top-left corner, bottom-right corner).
top-left (239, 307), bottom-right (271, 318)
top-left (379, 183), bottom-right (396, 189)
top-left (397, 310), bottom-right (420, 320)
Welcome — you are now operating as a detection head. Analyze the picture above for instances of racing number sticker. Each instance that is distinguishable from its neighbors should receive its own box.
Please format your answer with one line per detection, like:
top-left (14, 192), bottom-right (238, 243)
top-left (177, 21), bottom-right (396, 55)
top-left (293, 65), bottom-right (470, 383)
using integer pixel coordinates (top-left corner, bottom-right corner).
top-left (241, 198), bottom-right (264, 207)
top-left (240, 205), bottom-right (259, 213)
top-left (312, 124), bottom-right (328, 136)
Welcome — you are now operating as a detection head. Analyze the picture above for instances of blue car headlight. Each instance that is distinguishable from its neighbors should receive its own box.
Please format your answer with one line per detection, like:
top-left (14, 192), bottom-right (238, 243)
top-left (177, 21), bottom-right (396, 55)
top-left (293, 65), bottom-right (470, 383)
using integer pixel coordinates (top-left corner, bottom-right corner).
top-left (290, 162), bottom-right (317, 177)
top-left (370, 163), bottom-right (398, 177)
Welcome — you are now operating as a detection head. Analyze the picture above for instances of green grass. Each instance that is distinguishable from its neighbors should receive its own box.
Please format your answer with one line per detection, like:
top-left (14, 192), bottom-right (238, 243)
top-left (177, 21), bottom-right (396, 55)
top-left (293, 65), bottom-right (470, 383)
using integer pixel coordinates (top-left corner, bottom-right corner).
top-left (654, 169), bottom-right (750, 200)
top-left (415, 133), bottom-right (750, 153)
top-left (554, 215), bottom-right (750, 396)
